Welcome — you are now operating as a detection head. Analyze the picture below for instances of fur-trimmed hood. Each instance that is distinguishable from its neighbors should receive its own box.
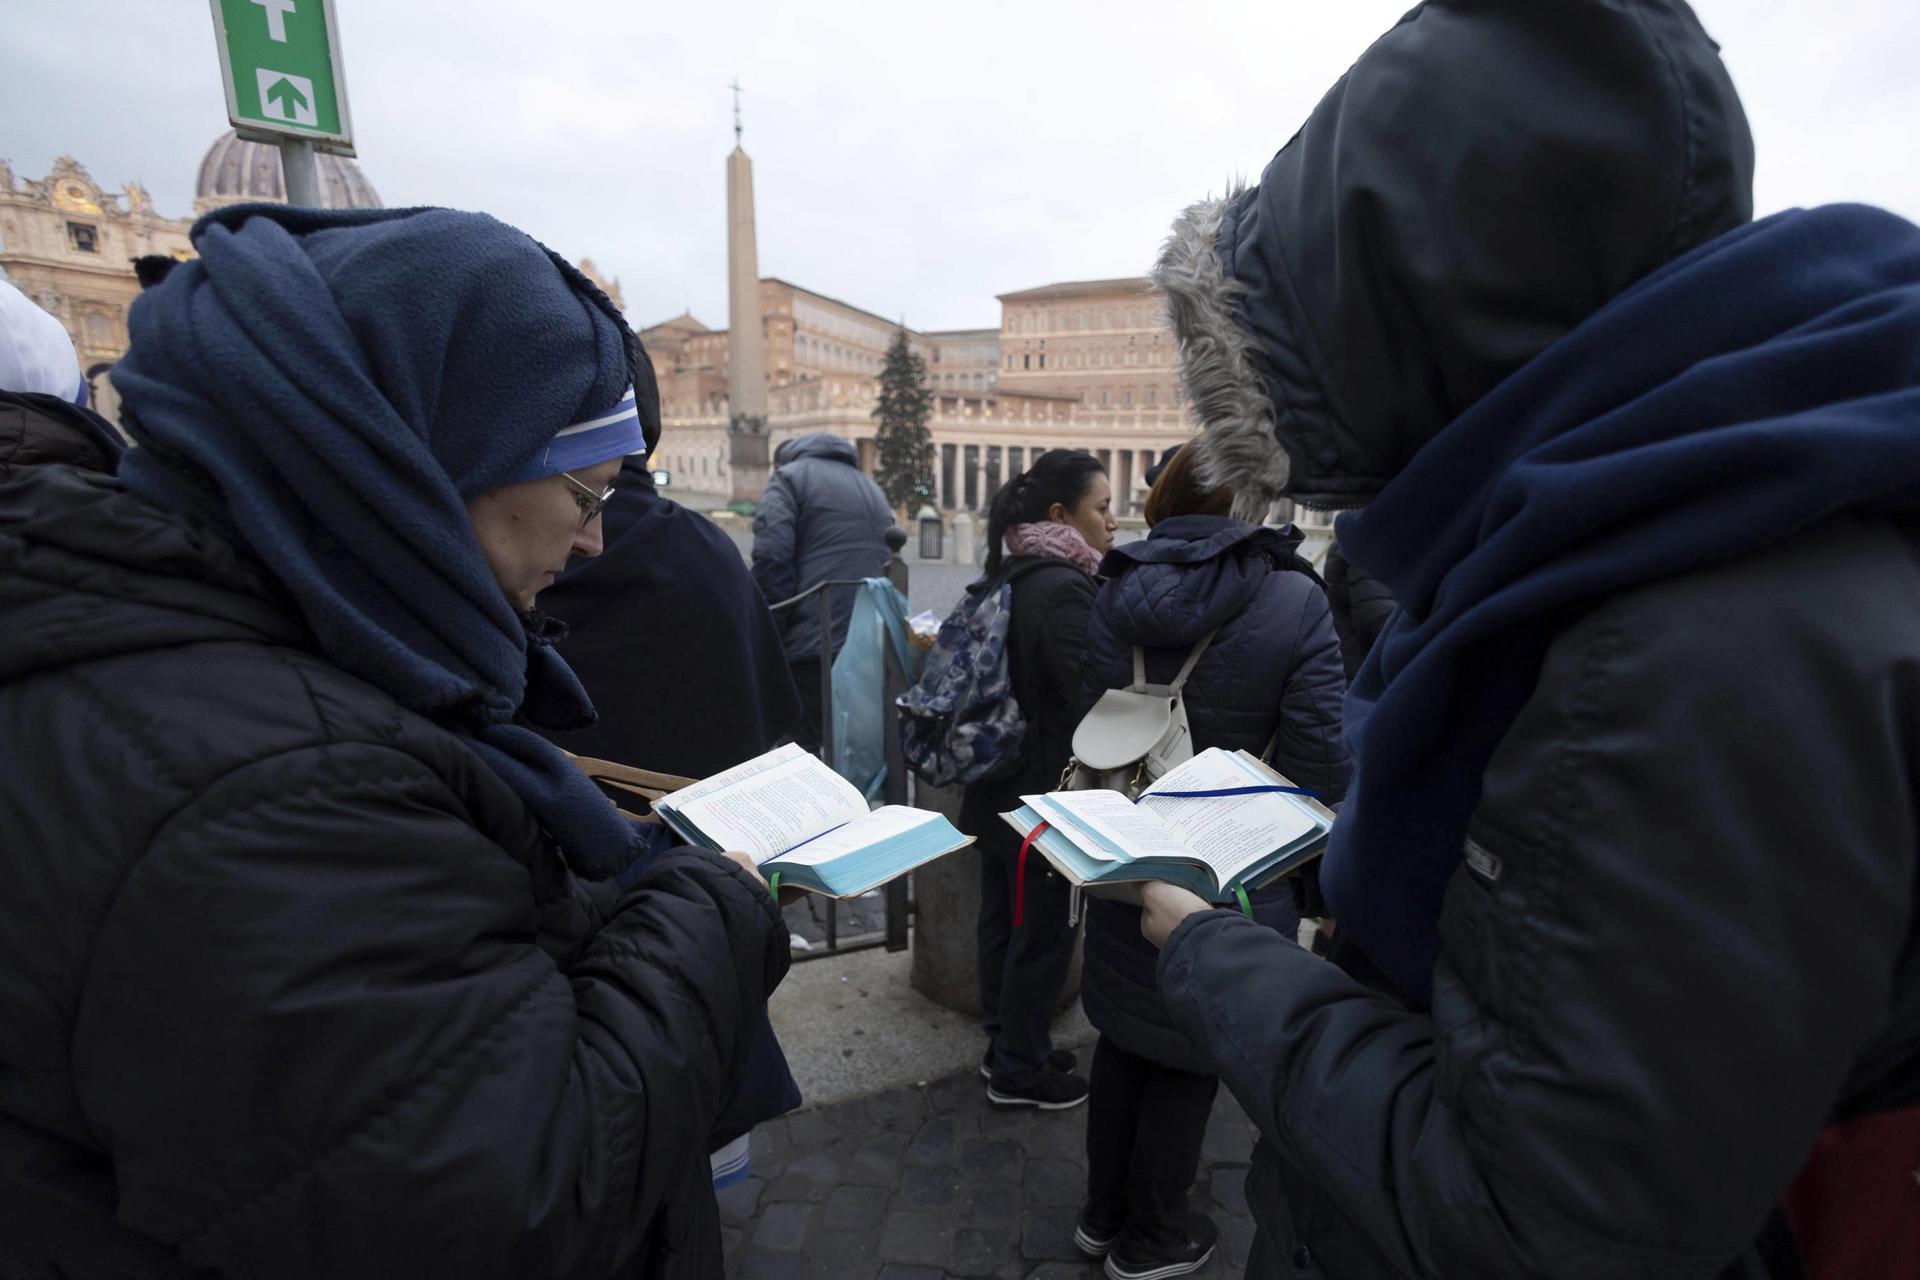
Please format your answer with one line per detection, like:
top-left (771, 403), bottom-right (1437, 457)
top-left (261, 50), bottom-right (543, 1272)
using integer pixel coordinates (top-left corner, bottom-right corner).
top-left (1153, 0), bottom-right (1754, 511)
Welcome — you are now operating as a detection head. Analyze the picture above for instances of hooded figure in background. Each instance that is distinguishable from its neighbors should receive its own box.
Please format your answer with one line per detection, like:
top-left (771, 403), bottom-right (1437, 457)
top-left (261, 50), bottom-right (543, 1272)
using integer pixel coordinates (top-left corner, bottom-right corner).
top-left (0, 203), bottom-right (790, 1279)
top-left (1139, 2), bottom-right (1920, 1277)
top-left (751, 431), bottom-right (894, 750)
top-left (538, 434), bottom-right (800, 781)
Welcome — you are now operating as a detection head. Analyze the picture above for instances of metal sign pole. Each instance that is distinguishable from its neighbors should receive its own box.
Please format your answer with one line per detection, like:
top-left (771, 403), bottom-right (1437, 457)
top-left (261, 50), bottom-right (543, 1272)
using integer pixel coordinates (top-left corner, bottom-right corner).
top-left (279, 138), bottom-right (321, 207)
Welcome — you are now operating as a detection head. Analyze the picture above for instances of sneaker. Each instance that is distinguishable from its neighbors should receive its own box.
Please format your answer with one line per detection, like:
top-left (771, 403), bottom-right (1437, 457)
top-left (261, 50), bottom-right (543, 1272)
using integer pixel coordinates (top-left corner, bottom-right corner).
top-left (1073, 1215), bottom-right (1124, 1258)
top-left (1103, 1215), bottom-right (1219, 1280)
top-left (985, 1068), bottom-right (1090, 1110)
top-left (978, 1047), bottom-right (1077, 1081)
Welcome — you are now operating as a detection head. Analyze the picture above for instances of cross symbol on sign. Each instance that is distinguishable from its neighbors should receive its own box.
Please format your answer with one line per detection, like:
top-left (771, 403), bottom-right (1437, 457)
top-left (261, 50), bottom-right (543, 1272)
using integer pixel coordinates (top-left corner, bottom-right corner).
top-left (251, 0), bottom-right (296, 43)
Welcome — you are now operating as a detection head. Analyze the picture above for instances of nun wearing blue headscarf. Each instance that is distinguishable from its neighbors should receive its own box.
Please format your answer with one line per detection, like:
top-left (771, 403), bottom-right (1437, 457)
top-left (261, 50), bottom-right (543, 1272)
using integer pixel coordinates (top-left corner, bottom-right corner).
top-left (0, 203), bottom-right (790, 1279)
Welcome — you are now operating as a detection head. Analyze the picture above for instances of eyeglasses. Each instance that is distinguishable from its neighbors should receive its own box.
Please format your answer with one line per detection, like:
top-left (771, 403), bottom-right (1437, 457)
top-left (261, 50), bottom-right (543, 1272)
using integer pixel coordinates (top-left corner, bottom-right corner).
top-left (559, 471), bottom-right (617, 529)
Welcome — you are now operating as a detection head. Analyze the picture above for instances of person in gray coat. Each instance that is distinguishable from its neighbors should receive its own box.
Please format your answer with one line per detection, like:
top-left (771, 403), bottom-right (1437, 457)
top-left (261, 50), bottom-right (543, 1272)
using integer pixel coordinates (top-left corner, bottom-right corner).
top-left (750, 432), bottom-right (894, 752)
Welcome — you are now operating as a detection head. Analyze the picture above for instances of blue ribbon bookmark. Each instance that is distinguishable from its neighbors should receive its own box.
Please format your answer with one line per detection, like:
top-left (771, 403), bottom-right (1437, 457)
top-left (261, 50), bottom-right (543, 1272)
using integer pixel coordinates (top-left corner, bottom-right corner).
top-left (767, 820), bottom-right (851, 861)
top-left (1141, 784), bottom-right (1322, 801)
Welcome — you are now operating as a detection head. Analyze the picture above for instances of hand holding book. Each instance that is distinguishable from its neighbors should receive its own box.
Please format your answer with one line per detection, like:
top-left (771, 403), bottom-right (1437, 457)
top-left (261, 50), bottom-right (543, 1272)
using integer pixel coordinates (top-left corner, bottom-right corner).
top-left (1140, 880), bottom-right (1214, 948)
top-left (654, 745), bottom-right (973, 899)
top-left (999, 748), bottom-right (1335, 912)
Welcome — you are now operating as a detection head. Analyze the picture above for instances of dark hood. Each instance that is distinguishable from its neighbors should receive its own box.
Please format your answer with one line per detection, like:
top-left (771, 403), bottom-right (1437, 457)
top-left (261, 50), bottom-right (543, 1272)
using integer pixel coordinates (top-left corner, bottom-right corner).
top-left (776, 432), bottom-right (858, 467)
top-left (1155, 0), bottom-right (1753, 512)
top-left (1094, 516), bottom-right (1306, 648)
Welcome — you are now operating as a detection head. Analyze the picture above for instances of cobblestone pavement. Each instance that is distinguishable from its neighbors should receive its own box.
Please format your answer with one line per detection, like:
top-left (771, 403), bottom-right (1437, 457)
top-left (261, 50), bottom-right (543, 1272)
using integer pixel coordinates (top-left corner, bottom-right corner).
top-left (721, 1062), bottom-right (1259, 1279)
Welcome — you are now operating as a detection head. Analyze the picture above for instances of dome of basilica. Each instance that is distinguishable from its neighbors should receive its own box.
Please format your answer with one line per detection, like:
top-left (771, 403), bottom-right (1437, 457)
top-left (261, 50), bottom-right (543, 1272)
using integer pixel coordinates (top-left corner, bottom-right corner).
top-left (193, 130), bottom-right (382, 213)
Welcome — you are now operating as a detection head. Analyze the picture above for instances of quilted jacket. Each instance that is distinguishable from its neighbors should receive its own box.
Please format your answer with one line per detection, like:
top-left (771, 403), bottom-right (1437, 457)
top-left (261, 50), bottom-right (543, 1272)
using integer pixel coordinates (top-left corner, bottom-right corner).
top-left (0, 410), bottom-right (789, 1279)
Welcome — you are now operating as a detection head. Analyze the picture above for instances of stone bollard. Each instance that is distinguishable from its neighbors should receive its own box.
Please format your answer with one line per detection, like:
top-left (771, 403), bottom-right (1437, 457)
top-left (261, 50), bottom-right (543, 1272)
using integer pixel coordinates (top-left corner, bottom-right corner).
top-left (915, 505), bottom-right (943, 560)
top-left (910, 779), bottom-right (1081, 1016)
top-left (951, 510), bottom-right (977, 568)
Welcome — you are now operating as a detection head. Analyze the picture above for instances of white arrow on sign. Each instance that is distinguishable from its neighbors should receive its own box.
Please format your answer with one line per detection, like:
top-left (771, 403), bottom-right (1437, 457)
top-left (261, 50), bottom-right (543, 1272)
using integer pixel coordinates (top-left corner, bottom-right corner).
top-left (255, 68), bottom-right (318, 127)
top-left (251, 0), bottom-right (296, 43)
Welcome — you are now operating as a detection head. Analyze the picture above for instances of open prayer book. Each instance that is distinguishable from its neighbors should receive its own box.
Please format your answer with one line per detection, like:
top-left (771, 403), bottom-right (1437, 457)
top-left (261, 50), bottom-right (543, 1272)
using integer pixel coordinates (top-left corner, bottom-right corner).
top-left (1000, 748), bottom-right (1335, 908)
top-left (653, 744), bottom-right (972, 898)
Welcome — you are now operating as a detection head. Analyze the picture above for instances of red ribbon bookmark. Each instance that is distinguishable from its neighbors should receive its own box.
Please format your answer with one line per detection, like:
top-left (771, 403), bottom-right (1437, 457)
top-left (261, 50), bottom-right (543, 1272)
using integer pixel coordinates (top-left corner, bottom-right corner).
top-left (1015, 821), bottom-right (1049, 927)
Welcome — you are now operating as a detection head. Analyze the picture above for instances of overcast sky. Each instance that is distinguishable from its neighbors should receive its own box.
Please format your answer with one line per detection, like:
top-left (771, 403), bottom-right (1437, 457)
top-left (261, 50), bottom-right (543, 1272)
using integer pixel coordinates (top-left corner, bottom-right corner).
top-left (6, 1), bottom-right (1915, 332)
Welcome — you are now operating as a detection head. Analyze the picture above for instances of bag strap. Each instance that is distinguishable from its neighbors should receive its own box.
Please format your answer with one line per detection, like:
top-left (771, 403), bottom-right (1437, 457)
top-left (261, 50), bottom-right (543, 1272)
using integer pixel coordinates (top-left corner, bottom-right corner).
top-left (1168, 628), bottom-right (1219, 693)
top-left (565, 752), bottom-right (698, 823)
top-left (1131, 627), bottom-right (1220, 695)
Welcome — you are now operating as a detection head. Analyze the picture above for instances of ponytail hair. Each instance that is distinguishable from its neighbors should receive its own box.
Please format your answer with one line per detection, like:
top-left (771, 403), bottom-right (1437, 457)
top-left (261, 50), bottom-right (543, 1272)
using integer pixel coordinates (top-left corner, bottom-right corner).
top-left (981, 448), bottom-right (1106, 578)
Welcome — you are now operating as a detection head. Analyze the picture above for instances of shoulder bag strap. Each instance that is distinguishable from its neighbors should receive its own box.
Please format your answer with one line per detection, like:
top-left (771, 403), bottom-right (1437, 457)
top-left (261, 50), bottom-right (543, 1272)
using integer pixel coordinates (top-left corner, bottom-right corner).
top-left (1168, 627), bottom-right (1220, 694)
top-left (565, 752), bottom-right (699, 823)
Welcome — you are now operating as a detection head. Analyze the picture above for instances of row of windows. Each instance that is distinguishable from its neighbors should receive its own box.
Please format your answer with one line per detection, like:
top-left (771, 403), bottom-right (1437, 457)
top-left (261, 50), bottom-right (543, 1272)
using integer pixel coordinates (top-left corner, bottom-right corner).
top-left (935, 372), bottom-right (995, 389)
top-left (1005, 306), bottom-right (1161, 335)
top-left (793, 298), bottom-right (895, 350)
top-left (931, 342), bottom-right (995, 365)
top-left (797, 334), bottom-right (879, 372)
top-left (1090, 388), bottom-right (1157, 407)
top-left (1005, 347), bottom-right (1164, 370)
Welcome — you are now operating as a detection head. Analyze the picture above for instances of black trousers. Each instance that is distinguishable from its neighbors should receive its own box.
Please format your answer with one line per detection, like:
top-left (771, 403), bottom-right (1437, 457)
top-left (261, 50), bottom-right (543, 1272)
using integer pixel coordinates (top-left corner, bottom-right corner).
top-left (787, 656), bottom-right (826, 755)
top-left (1084, 1035), bottom-right (1220, 1253)
top-left (971, 806), bottom-right (1079, 1089)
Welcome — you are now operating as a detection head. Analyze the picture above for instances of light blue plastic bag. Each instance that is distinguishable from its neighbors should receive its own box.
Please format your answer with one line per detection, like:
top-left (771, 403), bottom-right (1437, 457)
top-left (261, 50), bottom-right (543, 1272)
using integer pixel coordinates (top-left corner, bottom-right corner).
top-left (830, 577), bottom-right (920, 799)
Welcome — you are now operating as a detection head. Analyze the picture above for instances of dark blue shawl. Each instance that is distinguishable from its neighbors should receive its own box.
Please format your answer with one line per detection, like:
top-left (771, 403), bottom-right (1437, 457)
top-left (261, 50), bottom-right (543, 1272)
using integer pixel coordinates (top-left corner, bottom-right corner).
top-left (1326, 204), bottom-right (1920, 1004)
top-left (113, 203), bottom-right (646, 877)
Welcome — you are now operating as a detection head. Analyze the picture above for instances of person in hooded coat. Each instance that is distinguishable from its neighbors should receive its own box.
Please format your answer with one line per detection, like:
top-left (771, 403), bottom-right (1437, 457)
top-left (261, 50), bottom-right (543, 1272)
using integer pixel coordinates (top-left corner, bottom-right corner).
top-left (0, 278), bottom-right (125, 471)
top-left (962, 448), bottom-right (1117, 1110)
top-left (1070, 442), bottom-right (1350, 1279)
top-left (750, 432), bottom-right (894, 751)
top-left (538, 453), bottom-right (801, 782)
top-left (0, 203), bottom-right (790, 1279)
top-left (1136, 3), bottom-right (1920, 1278)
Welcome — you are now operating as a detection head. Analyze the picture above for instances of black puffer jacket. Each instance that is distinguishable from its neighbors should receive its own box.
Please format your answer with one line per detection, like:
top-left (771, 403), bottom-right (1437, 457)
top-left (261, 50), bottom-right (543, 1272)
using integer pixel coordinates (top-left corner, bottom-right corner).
top-left (0, 418), bottom-right (789, 1278)
top-left (1321, 540), bottom-right (1394, 682)
top-left (1160, 517), bottom-right (1920, 1278)
top-left (958, 556), bottom-right (1097, 850)
top-left (1076, 517), bottom-right (1349, 1073)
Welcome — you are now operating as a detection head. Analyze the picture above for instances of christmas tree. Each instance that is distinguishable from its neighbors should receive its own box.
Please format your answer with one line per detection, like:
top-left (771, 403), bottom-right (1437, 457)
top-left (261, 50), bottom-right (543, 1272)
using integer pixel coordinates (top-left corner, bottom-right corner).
top-left (871, 328), bottom-right (935, 514)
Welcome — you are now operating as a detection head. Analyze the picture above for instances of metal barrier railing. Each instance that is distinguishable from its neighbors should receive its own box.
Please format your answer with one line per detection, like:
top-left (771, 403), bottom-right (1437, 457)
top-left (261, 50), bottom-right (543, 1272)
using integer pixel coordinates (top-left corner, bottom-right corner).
top-left (766, 527), bottom-right (912, 960)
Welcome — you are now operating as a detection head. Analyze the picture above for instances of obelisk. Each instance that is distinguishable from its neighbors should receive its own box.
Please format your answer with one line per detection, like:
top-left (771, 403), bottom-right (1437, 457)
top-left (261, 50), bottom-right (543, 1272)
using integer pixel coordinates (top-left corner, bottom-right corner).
top-left (725, 80), bottom-right (772, 504)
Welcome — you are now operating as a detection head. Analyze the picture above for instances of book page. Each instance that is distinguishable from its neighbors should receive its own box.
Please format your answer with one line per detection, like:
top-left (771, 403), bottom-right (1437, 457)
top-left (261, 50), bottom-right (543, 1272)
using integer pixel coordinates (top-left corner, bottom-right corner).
top-left (665, 747), bottom-right (871, 863)
top-left (771, 805), bottom-right (929, 867)
top-left (1028, 789), bottom-right (1195, 862)
top-left (1137, 750), bottom-right (1316, 885)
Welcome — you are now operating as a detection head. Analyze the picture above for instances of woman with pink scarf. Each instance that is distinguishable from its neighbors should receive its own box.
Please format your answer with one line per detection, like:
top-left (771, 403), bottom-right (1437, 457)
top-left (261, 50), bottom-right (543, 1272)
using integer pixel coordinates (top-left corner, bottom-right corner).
top-left (961, 448), bottom-right (1117, 1110)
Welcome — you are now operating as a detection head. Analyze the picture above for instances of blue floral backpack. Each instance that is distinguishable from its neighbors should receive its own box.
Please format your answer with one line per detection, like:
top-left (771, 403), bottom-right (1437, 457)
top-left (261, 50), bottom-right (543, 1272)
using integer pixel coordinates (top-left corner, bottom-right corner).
top-left (896, 562), bottom-right (1056, 787)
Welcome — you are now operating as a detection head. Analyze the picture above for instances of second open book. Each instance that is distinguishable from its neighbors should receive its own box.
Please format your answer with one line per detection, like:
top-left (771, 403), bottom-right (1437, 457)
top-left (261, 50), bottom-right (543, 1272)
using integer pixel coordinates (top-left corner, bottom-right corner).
top-left (1000, 748), bottom-right (1335, 905)
top-left (654, 744), bottom-right (972, 898)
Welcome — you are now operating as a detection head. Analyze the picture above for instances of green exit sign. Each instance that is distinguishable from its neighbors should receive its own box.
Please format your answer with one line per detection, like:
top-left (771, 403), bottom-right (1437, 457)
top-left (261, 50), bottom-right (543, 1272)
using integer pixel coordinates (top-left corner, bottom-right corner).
top-left (209, 0), bottom-right (355, 153)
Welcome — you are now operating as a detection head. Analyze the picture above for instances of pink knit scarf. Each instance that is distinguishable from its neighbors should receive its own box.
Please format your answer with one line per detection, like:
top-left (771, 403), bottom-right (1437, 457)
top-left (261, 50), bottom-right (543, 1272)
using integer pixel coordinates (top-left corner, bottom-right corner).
top-left (1004, 521), bottom-right (1103, 575)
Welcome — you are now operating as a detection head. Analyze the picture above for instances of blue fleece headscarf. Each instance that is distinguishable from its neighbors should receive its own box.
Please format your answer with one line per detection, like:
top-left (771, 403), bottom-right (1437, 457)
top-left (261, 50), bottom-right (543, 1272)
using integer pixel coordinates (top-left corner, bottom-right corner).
top-left (114, 202), bottom-right (650, 877)
top-left (1327, 204), bottom-right (1920, 1005)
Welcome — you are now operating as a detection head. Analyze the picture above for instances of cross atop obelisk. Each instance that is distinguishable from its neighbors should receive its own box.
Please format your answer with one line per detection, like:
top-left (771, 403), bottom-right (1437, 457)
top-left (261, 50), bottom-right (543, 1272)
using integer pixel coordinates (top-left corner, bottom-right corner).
top-left (729, 77), bottom-right (743, 144)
